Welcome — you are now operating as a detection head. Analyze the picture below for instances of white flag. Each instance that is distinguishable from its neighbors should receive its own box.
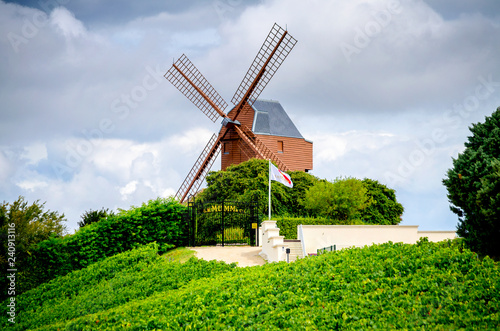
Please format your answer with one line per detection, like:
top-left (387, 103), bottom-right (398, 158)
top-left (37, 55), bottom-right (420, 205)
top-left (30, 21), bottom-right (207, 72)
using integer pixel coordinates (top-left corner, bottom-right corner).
top-left (270, 163), bottom-right (293, 188)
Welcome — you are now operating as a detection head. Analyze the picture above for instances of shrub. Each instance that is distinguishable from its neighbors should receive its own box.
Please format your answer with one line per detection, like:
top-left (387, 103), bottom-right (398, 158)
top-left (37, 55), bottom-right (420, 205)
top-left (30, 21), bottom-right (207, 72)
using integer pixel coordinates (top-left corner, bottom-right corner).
top-left (19, 197), bottom-right (187, 295)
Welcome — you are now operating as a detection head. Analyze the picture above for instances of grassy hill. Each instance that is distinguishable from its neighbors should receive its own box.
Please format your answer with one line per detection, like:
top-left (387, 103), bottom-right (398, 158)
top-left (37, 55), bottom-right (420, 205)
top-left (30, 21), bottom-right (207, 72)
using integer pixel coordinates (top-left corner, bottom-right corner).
top-left (2, 239), bottom-right (499, 330)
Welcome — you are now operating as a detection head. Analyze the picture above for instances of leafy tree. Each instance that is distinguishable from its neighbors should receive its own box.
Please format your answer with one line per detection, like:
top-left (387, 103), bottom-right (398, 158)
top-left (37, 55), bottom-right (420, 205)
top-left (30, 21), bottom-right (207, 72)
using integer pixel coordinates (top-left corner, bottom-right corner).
top-left (286, 170), bottom-right (320, 216)
top-left (78, 208), bottom-right (114, 228)
top-left (360, 178), bottom-right (404, 225)
top-left (0, 196), bottom-right (67, 301)
top-left (443, 107), bottom-right (500, 259)
top-left (301, 177), bottom-right (372, 221)
top-left (198, 158), bottom-right (319, 217)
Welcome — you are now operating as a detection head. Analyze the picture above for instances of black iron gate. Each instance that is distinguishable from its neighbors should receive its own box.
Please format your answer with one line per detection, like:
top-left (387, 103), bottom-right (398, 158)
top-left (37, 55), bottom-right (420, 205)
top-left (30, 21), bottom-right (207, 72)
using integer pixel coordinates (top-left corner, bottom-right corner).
top-left (187, 199), bottom-right (259, 247)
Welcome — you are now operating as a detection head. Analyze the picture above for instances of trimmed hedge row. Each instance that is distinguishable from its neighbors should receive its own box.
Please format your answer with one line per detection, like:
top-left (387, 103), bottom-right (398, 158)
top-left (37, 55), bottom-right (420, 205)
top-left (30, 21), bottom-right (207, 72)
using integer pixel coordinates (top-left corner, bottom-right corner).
top-left (17, 197), bottom-right (187, 295)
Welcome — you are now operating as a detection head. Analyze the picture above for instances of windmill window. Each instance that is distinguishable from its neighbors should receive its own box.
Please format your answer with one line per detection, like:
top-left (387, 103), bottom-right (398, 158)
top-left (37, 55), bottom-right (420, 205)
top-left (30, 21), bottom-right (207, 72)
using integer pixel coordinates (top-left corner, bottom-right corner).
top-left (223, 142), bottom-right (229, 154)
top-left (277, 141), bottom-right (284, 153)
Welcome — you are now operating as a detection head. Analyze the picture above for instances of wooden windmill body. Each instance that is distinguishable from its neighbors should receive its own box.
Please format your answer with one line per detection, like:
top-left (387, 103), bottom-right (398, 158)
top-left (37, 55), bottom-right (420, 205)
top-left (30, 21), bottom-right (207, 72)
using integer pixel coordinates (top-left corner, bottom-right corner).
top-left (165, 24), bottom-right (313, 203)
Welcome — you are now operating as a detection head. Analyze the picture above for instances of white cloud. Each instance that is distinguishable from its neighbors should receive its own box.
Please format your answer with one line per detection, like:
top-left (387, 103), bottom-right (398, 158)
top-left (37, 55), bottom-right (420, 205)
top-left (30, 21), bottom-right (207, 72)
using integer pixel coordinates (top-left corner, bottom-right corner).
top-left (313, 131), bottom-right (396, 164)
top-left (21, 142), bottom-right (48, 165)
top-left (16, 179), bottom-right (48, 192)
top-left (166, 127), bottom-right (216, 155)
top-left (50, 7), bottom-right (86, 39)
top-left (0, 151), bottom-right (12, 184)
top-left (119, 180), bottom-right (138, 199)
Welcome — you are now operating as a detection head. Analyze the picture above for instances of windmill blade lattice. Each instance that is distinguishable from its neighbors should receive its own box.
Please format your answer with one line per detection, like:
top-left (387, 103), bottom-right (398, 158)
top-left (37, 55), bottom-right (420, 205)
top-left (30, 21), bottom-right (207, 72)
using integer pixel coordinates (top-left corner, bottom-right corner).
top-left (231, 23), bottom-right (297, 107)
top-left (165, 54), bottom-right (228, 123)
top-left (175, 133), bottom-right (222, 202)
top-left (234, 125), bottom-right (290, 172)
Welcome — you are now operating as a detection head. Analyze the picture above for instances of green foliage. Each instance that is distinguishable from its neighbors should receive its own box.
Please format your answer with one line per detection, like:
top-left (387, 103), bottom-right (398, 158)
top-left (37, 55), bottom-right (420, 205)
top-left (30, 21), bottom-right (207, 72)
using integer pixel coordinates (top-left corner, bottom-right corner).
top-left (201, 158), bottom-right (269, 202)
top-left (6, 239), bottom-right (499, 330)
top-left (286, 170), bottom-right (320, 216)
top-left (0, 243), bottom-right (236, 330)
top-left (18, 197), bottom-right (187, 296)
top-left (78, 207), bottom-right (114, 228)
top-left (360, 178), bottom-right (404, 225)
top-left (302, 177), bottom-right (372, 220)
top-left (199, 158), bottom-right (319, 217)
top-left (0, 196), bottom-right (67, 302)
top-left (199, 159), bottom-right (403, 227)
top-left (443, 107), bottom-right (500, 259)
top-left (217, 227), bottom-right (246, 244)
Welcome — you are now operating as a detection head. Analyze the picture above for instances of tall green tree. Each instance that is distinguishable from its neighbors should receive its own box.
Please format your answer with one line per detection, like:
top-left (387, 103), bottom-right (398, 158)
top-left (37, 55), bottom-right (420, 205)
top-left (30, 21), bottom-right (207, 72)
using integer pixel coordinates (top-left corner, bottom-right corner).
top-left (443, 107), bottom-right (500, 259)
top-left (301, 177), bottom-right (372, 221)
top-left (0, 196), bottom-right (67, 301)
top-left (361, 179), bottom-right (404, 225)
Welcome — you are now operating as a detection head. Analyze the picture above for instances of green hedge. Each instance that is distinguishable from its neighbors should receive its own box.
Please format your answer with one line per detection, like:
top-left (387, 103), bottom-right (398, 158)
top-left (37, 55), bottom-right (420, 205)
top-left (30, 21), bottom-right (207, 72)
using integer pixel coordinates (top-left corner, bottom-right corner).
top-left (276, 216), bottom-right (364, 239)
top-left (17, 197), bottom-right (187, 295)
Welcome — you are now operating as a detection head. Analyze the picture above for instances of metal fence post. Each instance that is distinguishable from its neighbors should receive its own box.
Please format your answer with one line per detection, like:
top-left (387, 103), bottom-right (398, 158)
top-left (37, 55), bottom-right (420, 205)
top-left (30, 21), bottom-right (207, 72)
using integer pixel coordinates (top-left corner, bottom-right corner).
top-left (221, 201), bottom-right (225, 247)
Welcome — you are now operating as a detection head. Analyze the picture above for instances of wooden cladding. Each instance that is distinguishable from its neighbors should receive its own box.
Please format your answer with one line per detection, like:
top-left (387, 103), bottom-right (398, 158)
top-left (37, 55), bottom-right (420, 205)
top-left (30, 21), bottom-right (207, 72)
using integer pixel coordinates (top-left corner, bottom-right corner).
top-left (256, 135), bottom-right (312, 171)
top-left (221, 132), bottom-right (313, 172)
top-left (227, 103), bottom-right (254, 128)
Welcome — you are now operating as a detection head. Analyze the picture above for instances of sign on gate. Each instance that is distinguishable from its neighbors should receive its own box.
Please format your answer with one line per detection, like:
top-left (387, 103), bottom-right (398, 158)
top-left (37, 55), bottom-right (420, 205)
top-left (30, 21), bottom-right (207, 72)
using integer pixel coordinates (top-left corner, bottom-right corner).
top-left (187, 199), bottom-right (259, 247)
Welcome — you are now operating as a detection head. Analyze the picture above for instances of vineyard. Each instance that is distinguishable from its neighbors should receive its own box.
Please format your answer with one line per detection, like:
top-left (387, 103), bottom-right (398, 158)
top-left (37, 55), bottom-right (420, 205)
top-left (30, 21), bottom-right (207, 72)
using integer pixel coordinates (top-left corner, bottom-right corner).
top-left (2, 239), bottom-right (499, 330)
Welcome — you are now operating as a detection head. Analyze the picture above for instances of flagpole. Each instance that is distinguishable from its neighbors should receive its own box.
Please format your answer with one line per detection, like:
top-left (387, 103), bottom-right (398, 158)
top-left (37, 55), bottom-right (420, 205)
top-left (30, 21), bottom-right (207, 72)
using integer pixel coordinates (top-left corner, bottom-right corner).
top-left (268, 159), bottom-right (271, 220)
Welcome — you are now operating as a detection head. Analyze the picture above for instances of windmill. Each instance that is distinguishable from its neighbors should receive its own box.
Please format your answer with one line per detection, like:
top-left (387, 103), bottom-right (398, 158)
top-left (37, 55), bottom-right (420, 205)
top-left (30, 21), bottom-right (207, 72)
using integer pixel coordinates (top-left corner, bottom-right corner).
top-left (165, 23), bottom-right (312, 203)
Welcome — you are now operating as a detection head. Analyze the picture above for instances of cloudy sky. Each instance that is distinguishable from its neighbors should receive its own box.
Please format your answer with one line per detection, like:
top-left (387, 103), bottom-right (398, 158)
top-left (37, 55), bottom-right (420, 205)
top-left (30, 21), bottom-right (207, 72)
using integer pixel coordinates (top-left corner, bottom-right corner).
top-left (1, 0), bottom-right (499, 232)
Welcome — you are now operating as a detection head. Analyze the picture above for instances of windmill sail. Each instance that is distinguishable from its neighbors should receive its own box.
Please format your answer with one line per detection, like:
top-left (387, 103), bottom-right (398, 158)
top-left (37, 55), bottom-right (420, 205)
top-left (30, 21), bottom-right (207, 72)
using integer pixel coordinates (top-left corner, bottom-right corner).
top-left (175, 133), bottom-right (222, 202)
top-left (234, 125), bottom-right (290, 172)
top-left (231, 23), bottom-right (297, 108)
top-left (165, 54), bottom-right (228, 122)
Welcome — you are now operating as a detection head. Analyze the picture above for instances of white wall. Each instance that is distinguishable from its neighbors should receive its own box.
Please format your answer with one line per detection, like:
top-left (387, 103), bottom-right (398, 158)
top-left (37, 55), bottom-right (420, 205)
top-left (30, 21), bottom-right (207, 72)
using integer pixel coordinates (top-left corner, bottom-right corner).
top-left (300, 225), bottom-right (456, 255)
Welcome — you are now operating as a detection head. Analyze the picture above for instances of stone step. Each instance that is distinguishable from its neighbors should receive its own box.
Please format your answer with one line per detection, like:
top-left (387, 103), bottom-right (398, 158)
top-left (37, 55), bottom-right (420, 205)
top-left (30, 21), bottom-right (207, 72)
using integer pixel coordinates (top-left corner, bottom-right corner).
top-left (284, 240), bottom-right (303, 262)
